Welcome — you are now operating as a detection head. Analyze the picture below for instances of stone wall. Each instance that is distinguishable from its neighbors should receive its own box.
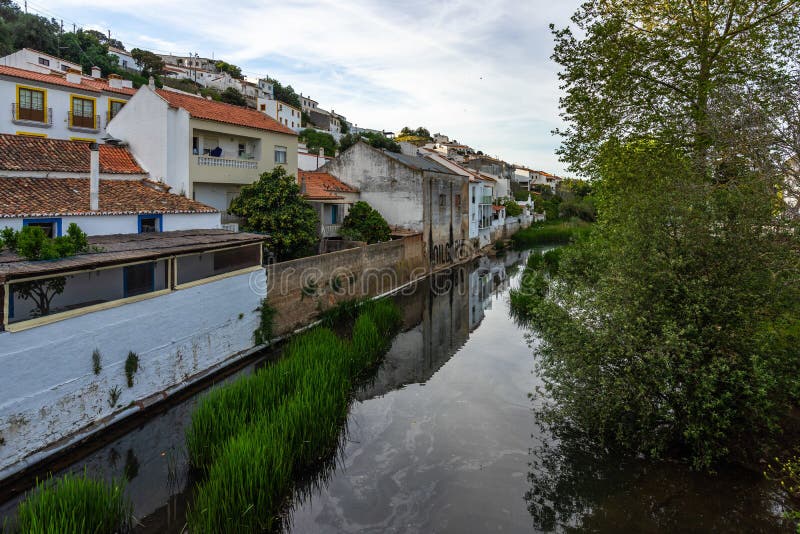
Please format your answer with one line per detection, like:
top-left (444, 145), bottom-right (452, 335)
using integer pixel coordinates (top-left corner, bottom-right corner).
top-left (267, 235), bottom-right (425, 335)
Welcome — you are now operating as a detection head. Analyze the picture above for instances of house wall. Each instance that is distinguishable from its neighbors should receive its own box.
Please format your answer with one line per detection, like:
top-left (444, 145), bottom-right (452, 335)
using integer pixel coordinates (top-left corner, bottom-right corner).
top-left (0, 213), bottom-right (220, 236)
top-left (0, 49), bottom-right (80, 75)
top-left (258, 99), bottom-right (301, 133)
top-left (298, 151), bottom-right (332, 171)
top-left (0, 76), bottom-right (131, 141)
top-left (0, 271), bottom-right (264, 478)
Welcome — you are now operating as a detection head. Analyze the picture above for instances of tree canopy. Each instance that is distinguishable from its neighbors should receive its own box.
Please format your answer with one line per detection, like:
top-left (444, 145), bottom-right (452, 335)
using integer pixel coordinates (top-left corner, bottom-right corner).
top-left (299, 129), bottom-right (337, 157)
top-left (215, 60), bottom-right (243, 80)
top-left (339, 132), bottom-right (400, 154)
top-left (267, 77), bottom-right (302, 110)
top-left (228, 167), bottom-right (319, 260)
top-left (130, 48), bottom-right (165, 77)
top-left (220, 87), bottom-right (247, 106)
top-left (340, 201), bottom-right (391, 243)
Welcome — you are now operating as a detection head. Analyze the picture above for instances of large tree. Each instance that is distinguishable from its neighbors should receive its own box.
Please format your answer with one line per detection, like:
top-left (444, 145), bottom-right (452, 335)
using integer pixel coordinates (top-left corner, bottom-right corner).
top-left (513, 0), bottom-right (800, 470)
top-left (130, 48), bottom-right (165, 77)
top-left (228, 167), bottom-right (319, 260)
top-left (552, 0), bottom-right (800, 177)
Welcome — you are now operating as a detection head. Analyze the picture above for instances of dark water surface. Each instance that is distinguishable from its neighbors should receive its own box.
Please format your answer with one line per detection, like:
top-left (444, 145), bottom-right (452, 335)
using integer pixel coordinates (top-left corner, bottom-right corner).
top-left (0, 250), bottom-right (791, 533)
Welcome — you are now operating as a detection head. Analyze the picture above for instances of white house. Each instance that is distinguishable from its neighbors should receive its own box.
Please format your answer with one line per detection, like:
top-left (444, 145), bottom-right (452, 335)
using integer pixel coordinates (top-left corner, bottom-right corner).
top-left (0, 134), bottom-right (219, 236)
top-left (298, 170), bottom-right (359, 240)
top-left (106, 85), bottom-right (298, 216)
top-left (0, 61), bottom-right (135, 142)
top-left (108, 46), bottom-right (136, 72)
top-left (258, 98), bottom-right (302, 132)
top-left (0, 48), bottom-right (81, 75)
top-left (298, 142), bottom-right (333, 171)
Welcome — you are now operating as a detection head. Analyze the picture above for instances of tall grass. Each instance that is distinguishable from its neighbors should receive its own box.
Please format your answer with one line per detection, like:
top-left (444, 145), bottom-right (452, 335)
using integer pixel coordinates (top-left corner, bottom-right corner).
top-left (511, 219), bottom-right (591, 248)
top-left (12, 473), bottom-right (131, 534)
top-left (186, 298), bottom-right (402, 532)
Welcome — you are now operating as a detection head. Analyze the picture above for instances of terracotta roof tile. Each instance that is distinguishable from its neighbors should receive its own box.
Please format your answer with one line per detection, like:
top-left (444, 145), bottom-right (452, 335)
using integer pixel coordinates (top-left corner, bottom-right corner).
top-left (298, 171), bottom-right (358, 200)
top-left (0, 177), bottom-right (217, 217)
top-left (156, 89), bottom-right (296, 136)
top-left (0, 65), bottom-right (136, 95)
top-left (0, 134), bottom-right (144, 174)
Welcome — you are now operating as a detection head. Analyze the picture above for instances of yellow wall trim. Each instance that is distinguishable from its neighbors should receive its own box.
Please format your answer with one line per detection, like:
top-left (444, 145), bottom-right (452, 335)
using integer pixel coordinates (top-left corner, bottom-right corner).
top-left (16, 131), bottom-right (47, 138)
top-left (15, 84), bottom-right (48, 123)
top-left (69, 94), bottom-right (98, 129)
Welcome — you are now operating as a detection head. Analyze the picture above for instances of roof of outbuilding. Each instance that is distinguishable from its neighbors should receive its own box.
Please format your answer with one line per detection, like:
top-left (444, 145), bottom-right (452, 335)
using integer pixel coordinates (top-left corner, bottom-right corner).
top-left (379, 147), bottom-right (458, 175)
top-left (298, 170), bottom-right (358, 200)
top-left (0, 177), bottom-right (217, 218)
top-left (0, 65), bottom-right (136, 95)
top-left (0, 134), bottom-right (144, 174)
top-left (156, 89), bottom-right (297, 136)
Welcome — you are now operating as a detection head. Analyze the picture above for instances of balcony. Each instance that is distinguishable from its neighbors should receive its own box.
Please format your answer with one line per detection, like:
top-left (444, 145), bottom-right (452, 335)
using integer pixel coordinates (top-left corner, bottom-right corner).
top-left (322, 224), bottom-right (342, 238)
top-left (480, 195), bottom-right (493, 205)
top-left (197, 156), bottom-right (258, 169)
top-left (68, 113), bottom-right (101, 133)
top-left (11, 103), bottom-right (53, 127)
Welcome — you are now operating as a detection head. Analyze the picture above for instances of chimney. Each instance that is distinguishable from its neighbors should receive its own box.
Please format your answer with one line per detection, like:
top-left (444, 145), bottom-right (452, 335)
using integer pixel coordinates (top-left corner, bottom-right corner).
top-left (66, 68), bottom-right (82, 84)
top-left (89, 143), bottom-right (100, 211)
top-left (108, 73), bottom-right (123, 89)
top-left (148, 76), bottom-right (155, 90)
top-left (91, 66), bottom-right (101, 78)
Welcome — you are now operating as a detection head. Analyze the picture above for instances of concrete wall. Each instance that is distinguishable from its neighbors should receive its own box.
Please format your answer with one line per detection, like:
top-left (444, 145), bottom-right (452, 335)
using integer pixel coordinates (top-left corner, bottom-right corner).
top-left (267, 235), bottom-right (425, 336)
top-left (0, 271), bottom-right (263, 477)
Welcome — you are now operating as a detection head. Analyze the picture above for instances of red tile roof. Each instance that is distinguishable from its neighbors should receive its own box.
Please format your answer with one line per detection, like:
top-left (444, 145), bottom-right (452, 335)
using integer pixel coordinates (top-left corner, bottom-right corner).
top-left (0, 65), bottom-right (136, 95)
top-left (156, 89), bottom-right (297, 136)
top-left (0, 177), bottom-right (217, 217)
top-left (298, 170), bottom-right (358, 200)
top-left (0, 134), bottom-right (144, 174)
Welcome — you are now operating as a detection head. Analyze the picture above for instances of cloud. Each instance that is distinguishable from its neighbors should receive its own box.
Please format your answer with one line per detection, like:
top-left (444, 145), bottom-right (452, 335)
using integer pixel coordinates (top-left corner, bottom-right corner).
top-left (43, 0), bottom-right (580, 174)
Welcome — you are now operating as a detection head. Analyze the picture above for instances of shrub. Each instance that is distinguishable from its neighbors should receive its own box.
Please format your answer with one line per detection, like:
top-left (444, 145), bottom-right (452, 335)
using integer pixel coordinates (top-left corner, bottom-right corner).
top-left (124, 352), bottom-right (139, 388)
top-left (340, 201), bottom-right (391, 243)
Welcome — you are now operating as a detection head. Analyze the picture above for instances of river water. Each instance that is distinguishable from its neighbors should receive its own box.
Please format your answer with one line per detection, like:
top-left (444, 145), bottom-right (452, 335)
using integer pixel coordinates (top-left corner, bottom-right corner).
top-left (0, 249), bottom-right (792, 532)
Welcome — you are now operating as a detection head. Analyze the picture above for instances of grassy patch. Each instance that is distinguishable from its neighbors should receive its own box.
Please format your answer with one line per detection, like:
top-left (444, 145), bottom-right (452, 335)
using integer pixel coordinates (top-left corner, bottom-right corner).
top-left (12, 473), bottom-right (130, 534)
top-left (186, 299), bottom-right (402, 532)
top-left (511, 219), bottom-right (591, 248)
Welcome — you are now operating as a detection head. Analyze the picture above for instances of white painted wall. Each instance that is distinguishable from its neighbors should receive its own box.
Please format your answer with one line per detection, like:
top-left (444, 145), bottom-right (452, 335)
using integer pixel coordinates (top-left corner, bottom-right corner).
top-left (0, 49), bottom-right (80, 75)
top-left (298, 151), bottom-right (332, 171)
top-left (0, 76), bottom-right (131, 141)
top-left (0, 212), bottom-right (219, 236)
top-left (257, 98), bottom-right (301, 133)
top-left (0, 271), bottom-right (264, 476)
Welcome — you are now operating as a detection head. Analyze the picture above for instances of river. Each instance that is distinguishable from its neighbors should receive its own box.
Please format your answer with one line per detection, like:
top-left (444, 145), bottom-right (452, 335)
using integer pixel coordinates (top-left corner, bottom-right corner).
top-left (0, 249), bottom-right (792, 532)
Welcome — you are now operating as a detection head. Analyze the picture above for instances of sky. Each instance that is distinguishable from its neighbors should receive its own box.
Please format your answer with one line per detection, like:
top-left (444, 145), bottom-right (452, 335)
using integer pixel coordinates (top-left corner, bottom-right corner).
top-left (33, 0), bottom-right (581, 175)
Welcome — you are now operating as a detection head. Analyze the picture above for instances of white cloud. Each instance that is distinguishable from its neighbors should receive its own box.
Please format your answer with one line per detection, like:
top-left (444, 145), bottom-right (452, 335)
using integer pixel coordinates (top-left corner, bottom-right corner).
top-left (43, 0), bottom-right (581, 174)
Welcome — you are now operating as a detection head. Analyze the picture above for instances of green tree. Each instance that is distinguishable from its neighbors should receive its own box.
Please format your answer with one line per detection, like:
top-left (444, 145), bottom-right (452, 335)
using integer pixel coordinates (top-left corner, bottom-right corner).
top-left (267, 77), bottom-right (302, 110)
top-left (60, 30), bottom-right (120, 76)
top-left (220, 87), bottom-right (246, 106)
top-left (517, 0), bottom-right (800, 471)
top-left (503, 199), bottom-right (522, 217)
top-left (552, 1), bottom-right (800, 177)
top-left (339, 201), bottom-right (391, 243)
top-left (214, 60), bottom-right (243, 79)
top-left (299, 128), bottom-right (337, 157)
top-left (130, 48), bottom-right (165, 77)
top-left (228, 167), bottom-right (319, 260)
top-left (340, 132), bottom-right (401, 154)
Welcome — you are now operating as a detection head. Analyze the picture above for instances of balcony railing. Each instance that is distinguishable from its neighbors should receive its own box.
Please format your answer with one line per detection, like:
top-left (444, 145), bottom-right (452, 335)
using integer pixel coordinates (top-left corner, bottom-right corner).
top-left (480, 195), bottom-right (493, 204)
top-left (197, 156), bottom-right (258, 169)
top-left (11, 103), bottom-right (53, 127)
top-left (68, 113), bottom-right (101, 132)
top-left (322, 224), bottom-right (342, 238)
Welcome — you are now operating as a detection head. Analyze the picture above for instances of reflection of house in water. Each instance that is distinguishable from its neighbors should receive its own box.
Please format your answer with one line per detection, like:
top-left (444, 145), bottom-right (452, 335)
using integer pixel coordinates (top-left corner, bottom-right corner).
top-left (358, 265), bottom-right (471, 400)
top-left (469, 256), bottom-right (510, 331)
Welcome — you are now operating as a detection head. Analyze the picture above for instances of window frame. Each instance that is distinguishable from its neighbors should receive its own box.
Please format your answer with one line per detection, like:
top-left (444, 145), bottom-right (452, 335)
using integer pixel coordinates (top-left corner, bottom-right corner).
top-left (22, 217), bottom-right (62, 237)
top-left (274, 145), bottom-right (287, 164)
top-left (38, 57), bottom-right (50, 66)
top-left (16, 84), bottom-right (47, 123)
top-left (108, 98), bottom-right (126, 122)
top-left (137, 214), bottom-right (163, 234)
top-left (69, 94), bottom-right (98, 130)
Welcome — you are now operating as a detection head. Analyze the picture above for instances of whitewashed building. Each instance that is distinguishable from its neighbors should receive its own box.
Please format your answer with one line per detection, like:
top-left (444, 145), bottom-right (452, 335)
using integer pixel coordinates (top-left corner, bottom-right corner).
top-left (0, 63), bottom-right (135, 142)
top-left (0, 48), bottom-right (81, 75)
top-left (258, 98), bottom-right (302, 132)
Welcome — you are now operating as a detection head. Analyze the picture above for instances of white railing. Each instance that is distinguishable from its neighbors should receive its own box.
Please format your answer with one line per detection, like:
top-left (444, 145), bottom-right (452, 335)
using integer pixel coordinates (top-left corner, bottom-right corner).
top-left (322, 224), bottom-right (342, 237)
top-left (197, 156), bottom-right (258, 169)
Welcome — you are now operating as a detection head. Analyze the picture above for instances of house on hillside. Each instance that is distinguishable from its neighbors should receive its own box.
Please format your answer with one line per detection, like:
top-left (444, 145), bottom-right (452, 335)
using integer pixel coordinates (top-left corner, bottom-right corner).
top-left (106, 86), bottom-right (298, 221)
top-left (0, 134), bottom-right (219, 235)
top-left (258, 98), bottom-right (302, 133)
top-left (322, 141), bottom-right (469, 267)
top-left (0, 48), bottom-right (81, 75)
top-left (298, 170), bottom-right (359, 241)
top-left (0, 54), bottom-right (135, 141)
top-left (465, 154), bottom-right (513, 199)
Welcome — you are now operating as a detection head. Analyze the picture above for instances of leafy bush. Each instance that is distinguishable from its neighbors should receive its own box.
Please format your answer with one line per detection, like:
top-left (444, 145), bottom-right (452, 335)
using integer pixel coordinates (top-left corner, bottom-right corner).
top-left (8, 223), bottom-right (90, 260)
top-left (503, 199), bottom-right (523, 217)
top-left (299, 128), bottom-right (337, 157)
top-left (340, 201), bottom-right (391, 243)
top-left (511, 220), bottom-right (591, 248)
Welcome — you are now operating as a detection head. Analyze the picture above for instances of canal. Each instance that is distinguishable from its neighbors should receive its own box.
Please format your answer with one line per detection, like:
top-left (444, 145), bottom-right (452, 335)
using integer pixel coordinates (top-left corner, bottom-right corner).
top-left (0, 249), bottom-right (791, 532)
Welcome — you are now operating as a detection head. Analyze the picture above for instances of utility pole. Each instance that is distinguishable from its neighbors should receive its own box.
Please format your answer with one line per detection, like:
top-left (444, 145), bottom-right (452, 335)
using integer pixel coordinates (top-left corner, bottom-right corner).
top-left (24, 0), bottom-right (27, 14)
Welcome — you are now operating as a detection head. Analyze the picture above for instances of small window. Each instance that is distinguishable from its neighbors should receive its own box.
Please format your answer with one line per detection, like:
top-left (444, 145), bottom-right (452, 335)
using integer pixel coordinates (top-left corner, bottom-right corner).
top-left (109, 100), bottom-right (125, 120)
top-left (122, 59), bottom-right (128, 69)
top-left (260, 104), bottom-right (266, 111)
top-left (238, 143), bottom-right (246, 157)
top-left (38, 57), bottom-right (50, 67)
top-left (274, 146), bottom-right (287, 164)
top-left (138, 214), bottom-right (162, 233)
top-left (61, 64), bottom-right (70, 72)
top-left (23, 219), bottom-right (60, 238)
top-left (439, 194), bottom-right (446, 207)
top-left (455, 194), bottom-right (461, 209)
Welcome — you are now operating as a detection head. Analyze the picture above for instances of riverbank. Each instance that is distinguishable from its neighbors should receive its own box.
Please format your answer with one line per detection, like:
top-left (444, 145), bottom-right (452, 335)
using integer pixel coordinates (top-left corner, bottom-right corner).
top-left (510, 218), bottom-right (591, 248)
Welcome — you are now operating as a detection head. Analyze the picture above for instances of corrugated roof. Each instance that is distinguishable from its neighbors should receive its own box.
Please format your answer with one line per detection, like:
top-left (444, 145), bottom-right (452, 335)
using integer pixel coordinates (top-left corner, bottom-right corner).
top-left (0, 177), bottom-right (217, 218)
top-left (0, 134), bottom-right (144, 174)
top-left (380, 148), bottom-right (458, 175)
top-left (156, 89), bottom-right (296, 136)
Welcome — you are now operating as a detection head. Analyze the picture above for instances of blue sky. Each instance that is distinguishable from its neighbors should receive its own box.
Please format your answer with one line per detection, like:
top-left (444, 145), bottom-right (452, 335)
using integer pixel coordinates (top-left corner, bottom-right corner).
top-left (35, 0), bottom-right (581, 175)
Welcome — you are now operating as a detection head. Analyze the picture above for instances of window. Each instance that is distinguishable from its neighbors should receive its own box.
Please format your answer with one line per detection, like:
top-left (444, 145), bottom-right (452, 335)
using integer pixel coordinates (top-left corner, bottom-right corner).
top-left (176, 244), bottom-right (262, 287)
top-left (455, 194), bottom-right (461, 209)
top-left (17, 86), bottom-right (46, 122)
top-left (238, 143), bottom-right (246, 157)
top-left (274, 146), bottom-right (287, 164)
top-left (71, 96), bottom-right (96, 129)
top-left (108, 99), bottom-right (125, 121)
top-left (260, 104), bottom-right (266, 111)
top-left (23, 218), bottom-right (61, 237)
top-left (138, 214), bottom-right (162, 233)
top-left (38, 57), bottom-right (50, 67)
top-left (124, 263), bottom-right (155, 297)
top-left (439, 194), bottom-right (446, 207)
top-left (61, 65), bottom-right (70, 72)
top-left (122, 59), bottom-right (128, 69)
